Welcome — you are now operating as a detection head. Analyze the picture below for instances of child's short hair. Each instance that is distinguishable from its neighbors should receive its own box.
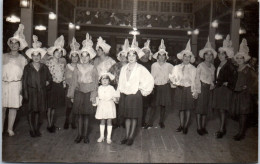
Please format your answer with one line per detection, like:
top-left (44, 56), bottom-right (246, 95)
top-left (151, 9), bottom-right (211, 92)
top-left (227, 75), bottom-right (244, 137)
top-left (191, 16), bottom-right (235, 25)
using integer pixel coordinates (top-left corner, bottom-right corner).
top-left (99, 75), bottom-right (112, 84)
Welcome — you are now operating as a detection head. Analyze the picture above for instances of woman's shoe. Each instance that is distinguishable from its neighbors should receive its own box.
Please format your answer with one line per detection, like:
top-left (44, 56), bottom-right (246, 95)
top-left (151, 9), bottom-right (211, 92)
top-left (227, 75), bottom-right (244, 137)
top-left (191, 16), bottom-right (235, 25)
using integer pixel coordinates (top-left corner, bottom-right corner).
top-left (126, 138), bottom-right (134, 146)
top-left (120, 138), bottom-right (128, 144)
top-left (63, 120), bottom-right (69, 129)
top-left (183, 128), bottom-right (188, 134)
top-left (197, 129), bottom-right (203, 136)
top-left (107, 138), bottom-right (112, 144)
top-left (202, 128), bottom-right (208, 134)
top-left (35, 130), bottom-right (42, 137)
top-left (7, 130), bottom-right (15, 136)
top-left (176, 126), bottom-right (183, 132)
top-left (74, 136), bottom-right (82, 143)
top-left (83, 137), bottom-right (90, 144)
top-left (29, 130), bottom-right (36, 137)
top-left (234, 134), bottom-right (245, 141)
top-left (215, 131), bottom-right (224, 139)
top-left (47, 126), bottom-right (52, 133)
top-left (97, 137), bottom-right (105, 143)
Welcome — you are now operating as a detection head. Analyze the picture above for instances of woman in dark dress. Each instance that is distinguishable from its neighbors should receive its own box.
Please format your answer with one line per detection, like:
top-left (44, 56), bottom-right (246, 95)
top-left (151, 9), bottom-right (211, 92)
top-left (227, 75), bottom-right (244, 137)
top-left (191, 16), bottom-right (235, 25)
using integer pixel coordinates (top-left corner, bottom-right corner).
top-left (231, 39), bottom-right (257, 141)
top-left (195, 38), bottom-right (216, 135)
top-left (212, 35), bottom-right (237, 138)
top-left (23, 35), bottom-right (52, 137)
top-left (46, 35), bottom-right (67, 133)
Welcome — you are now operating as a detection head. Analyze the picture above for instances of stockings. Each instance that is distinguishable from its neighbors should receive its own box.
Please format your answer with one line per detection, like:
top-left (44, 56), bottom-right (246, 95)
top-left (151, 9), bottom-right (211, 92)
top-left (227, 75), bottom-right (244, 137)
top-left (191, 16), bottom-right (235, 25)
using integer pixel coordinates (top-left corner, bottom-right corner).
top-left (77, 114), bottom-right (89, 137)
top-left (124, 118), bottom-right (137, 139)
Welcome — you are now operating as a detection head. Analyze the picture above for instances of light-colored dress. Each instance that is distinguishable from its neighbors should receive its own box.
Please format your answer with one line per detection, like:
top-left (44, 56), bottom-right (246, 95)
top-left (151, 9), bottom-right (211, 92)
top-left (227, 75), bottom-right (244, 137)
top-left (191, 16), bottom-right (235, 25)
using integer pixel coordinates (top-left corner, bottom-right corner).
top-left (2, 53), bottom-right (27, 108)
top-left (95, 85), bottom-right (117, 119)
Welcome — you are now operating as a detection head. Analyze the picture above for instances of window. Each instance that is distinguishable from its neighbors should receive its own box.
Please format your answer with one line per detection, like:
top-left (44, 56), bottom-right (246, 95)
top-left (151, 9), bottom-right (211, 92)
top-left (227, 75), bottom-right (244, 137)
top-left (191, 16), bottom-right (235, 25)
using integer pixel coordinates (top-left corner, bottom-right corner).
top-left (100, 0), bottom-right (110, 9)
top-left (172, 2), bottom-right (182, 12)
top-left (111, 0), bottom-right (121, 9)
top-left (123, 0), bottom-right (133, 10)
top-left (88, 0), bottom-right (98, 8)
top-left (161, 2), bottom-right (170, 12)
top-left (183, 3), bottom-right (193, 13)
top-left (138, 1), bottom-right (147, 11)
top-left (149, 1), bottom-right (159, 11)
top-left (77, 0), bottom-right (87, 7)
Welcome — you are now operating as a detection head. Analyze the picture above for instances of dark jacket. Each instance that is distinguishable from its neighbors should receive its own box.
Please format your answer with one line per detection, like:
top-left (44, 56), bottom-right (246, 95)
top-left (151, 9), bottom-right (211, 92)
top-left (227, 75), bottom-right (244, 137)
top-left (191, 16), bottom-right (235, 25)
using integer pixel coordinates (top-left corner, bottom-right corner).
top-left (22, 63), bottom-right (52, 112)
top-left (214, 60), bottom-right (237, 90)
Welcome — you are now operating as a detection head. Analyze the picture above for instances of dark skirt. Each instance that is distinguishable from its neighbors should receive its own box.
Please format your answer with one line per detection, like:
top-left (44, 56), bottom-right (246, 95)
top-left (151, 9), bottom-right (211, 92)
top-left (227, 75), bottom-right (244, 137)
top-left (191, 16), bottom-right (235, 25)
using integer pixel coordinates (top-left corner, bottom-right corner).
top-left (212, 86), bottom-right (232, 111)
top-left (231, 90), bottom-right (252, 115)
top-left (195, 82), bottom-right (211, 115)
top-left (47, 82), bottom-right (65, 109)
top-left (27, 87), bottom-right (47, 113)
top-left (154, 84), bottom-right (172, 106)
top-left (119, 91), bottom-right (143, 119)
top-left (72, 90), bottom-right (93, 115)
top-left (174, 86), bottom-right (194, 111)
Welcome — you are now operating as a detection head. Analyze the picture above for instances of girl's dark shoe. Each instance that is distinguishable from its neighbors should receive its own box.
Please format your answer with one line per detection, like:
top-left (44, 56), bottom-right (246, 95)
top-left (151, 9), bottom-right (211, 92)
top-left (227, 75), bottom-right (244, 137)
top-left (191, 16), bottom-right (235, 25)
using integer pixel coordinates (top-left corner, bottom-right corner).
top-left (183, 128), bottom-right (188, 134)
top-left (47, 126), bottom-right (52, 133)
top-left (64, 120), bottom-right (69, 129)
top-left (126, 138), bottom-right (134, 146)
top-left (35, 130), bottom-right (42, 137)
top-left (50, 125), bottom-right (56, 133)
top-left (74, 136), bottom-right (82, 143)
top-left (202, 128), bottom-right (208, 134)
top-left (120, 138), bottom-right (128, 144)
top-left (29, 130), bottom-right (36, 137)
top-left (215, 131), bottom-right (224, 138)
top-left (197, 129), bottom-right (204, 136)
top-left (176, 126), bottom-right (183, 132)
top-left (233, 134), bottom-right (245, 141)
top-left (159, 122), bottom-right (165, 129)
top-left (83, 137), bottom-right (90, 144)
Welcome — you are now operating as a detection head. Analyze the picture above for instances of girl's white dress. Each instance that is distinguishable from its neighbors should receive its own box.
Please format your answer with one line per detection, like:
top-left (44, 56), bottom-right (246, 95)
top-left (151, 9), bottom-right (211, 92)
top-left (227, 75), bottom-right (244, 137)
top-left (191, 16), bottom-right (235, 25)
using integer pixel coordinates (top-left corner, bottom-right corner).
top-left (95, 85), bottom-right (117, 119)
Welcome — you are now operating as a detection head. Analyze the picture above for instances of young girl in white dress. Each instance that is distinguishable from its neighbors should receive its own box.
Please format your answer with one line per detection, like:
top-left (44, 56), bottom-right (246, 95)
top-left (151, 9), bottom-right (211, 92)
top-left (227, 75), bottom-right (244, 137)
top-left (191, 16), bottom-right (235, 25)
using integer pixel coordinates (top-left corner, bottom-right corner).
top-left (95, 72), bottom-right (118, 144)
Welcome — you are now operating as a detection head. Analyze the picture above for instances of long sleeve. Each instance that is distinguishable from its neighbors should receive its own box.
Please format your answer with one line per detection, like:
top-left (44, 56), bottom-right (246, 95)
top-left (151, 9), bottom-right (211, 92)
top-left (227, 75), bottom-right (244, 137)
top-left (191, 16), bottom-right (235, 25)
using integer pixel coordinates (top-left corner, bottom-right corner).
top-left (227, 63), bottom-right (237, 90)
top-left (46, 65), bottom-right (53, 90)
top-left (139, 66), bottom-right (154, 96)
top-left (67, 68), bottom-right (79, 99)
top-left (195, 65), bottom-right (202, 94)
top-left (90, 67), bottom-right (99, 102)
top-left (22, 65), bottom-right (29, 100)
top-left (190, 66), bottom-right (199, 95)
top-left (169, 65), bottom-right (179, 85)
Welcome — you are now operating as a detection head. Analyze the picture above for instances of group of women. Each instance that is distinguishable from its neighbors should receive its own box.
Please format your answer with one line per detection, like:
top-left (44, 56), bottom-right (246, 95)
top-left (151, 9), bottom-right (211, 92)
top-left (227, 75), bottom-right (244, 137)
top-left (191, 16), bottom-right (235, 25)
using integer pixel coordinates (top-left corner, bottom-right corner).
top-left (2, 24), bottom-right (257, 147)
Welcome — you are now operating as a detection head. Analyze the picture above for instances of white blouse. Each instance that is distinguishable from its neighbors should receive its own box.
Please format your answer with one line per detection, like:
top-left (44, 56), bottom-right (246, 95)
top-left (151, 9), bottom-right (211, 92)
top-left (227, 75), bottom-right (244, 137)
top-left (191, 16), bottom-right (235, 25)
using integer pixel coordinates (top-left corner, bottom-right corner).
top-left (195, 62), bottom-right (215, 93)
top-left (151, 62), bottom-right (174, 85)
top-left (169, 63), bottom-right (199, 95)
top-left (196, 62), bottom-right (215, 85)
top-left (117, 63), bottom-right (154, 96)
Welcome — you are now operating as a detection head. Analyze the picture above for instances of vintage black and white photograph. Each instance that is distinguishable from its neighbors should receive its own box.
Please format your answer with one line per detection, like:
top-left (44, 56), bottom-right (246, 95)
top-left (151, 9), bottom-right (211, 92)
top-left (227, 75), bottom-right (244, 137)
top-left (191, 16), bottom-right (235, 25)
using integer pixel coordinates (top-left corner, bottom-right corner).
top-left (1, 0), bottom-right (259, 163)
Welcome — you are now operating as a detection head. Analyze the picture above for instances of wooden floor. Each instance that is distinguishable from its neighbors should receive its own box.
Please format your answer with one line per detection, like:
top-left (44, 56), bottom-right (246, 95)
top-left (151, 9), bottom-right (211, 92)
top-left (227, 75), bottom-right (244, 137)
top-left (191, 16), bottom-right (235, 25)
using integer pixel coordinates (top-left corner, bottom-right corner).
top-left (2, 106), bottom-right (258, 163)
